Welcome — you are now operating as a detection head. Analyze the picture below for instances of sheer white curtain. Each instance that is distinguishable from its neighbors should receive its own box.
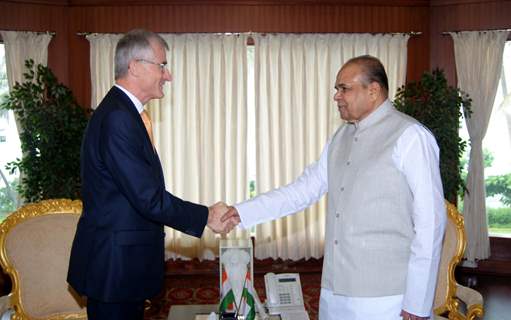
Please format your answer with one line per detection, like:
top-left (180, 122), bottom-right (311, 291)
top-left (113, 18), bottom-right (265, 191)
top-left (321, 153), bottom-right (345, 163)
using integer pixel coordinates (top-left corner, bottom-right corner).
top-left (449, 30), bottom-right (510, 263)
top-left (87, 34), bottom-right (122, 109)
top-left (87, 33), bottom-right (250, 260)
top-left (253, 33), bottom-right (410, 260)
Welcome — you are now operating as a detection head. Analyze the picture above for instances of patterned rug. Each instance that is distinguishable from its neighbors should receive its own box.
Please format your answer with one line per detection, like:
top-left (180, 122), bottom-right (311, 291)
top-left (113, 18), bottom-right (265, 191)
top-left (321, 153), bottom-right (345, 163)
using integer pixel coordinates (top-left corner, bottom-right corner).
top-left (144, 273), bottom-right (321, 320)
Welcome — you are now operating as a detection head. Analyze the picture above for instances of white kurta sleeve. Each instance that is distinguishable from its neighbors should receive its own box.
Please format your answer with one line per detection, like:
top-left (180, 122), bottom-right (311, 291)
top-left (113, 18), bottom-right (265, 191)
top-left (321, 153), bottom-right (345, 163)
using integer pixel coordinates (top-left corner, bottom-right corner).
top-left (394, 124), bottom-right (447, 317)
top-left (235, 140), bottom-right (330, 228)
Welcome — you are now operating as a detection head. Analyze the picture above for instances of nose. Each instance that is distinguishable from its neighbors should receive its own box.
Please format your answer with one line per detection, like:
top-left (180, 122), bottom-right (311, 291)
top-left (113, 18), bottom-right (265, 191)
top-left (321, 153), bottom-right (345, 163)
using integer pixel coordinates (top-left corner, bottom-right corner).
top-left (163, 68), bottom-right (172, 82)
top-left (334, 90), bottom-right (342, 101)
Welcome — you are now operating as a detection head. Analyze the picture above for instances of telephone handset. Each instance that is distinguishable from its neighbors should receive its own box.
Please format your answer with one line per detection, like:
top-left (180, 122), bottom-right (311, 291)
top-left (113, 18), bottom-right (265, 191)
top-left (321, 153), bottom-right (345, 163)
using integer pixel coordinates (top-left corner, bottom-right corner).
top-left (264, 273), bottom-right (309, 320)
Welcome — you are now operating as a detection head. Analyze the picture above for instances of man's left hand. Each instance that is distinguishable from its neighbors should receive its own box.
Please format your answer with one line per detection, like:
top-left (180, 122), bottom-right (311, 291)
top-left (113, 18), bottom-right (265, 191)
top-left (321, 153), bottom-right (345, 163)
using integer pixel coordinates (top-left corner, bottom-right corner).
top-left (400, 310), bottom-right (429, 320)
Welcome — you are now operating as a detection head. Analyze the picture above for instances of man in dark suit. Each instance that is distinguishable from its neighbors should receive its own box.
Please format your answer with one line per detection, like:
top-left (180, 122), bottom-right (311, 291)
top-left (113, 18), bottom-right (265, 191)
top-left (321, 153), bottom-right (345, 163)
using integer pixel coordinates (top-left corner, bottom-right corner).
top-left (67, 29), bottom-right (235, 320)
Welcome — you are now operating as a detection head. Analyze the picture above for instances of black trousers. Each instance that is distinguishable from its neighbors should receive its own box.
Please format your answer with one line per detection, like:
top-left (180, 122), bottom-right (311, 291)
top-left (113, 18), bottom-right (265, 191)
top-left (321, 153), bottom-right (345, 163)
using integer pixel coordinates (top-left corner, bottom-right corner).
top-left (87, 298), bottom-right (144, 320)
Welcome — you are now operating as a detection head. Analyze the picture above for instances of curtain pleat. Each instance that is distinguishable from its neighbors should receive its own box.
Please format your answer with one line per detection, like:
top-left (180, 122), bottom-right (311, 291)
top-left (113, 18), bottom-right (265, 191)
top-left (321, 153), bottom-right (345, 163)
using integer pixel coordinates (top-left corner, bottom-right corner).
top-left (158, 34), bottom-right (250, 260)
top-left (86, 34), bottom-right (122, 109)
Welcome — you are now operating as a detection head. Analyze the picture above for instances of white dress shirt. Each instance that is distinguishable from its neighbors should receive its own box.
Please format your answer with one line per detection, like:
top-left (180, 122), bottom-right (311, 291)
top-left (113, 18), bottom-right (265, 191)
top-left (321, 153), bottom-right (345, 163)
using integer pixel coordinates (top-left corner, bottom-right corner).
top-left (235, 121), bottom-right (446, 318)
top-left (115, 84), bottom-right (144, 114)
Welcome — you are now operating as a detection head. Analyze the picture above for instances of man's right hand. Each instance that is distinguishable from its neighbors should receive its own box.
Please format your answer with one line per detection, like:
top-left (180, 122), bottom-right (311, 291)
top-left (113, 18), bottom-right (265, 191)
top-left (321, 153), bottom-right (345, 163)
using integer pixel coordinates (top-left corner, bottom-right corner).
top-left (221, 206), bottom-right (240, 225)
top-left (207, 202), bottom-right (240, 234)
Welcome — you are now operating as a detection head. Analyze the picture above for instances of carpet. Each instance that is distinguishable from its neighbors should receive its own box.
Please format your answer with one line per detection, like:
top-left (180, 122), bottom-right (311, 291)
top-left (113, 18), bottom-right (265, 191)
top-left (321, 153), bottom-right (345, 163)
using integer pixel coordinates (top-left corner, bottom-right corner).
top-left (144, 273), bottom-right (321, 320)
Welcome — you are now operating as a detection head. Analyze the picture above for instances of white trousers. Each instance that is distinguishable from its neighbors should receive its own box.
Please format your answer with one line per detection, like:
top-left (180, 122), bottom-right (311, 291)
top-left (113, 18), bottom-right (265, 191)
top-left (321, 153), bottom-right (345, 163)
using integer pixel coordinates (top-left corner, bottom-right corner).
top-left (318, 288), bottom-right (404, 320)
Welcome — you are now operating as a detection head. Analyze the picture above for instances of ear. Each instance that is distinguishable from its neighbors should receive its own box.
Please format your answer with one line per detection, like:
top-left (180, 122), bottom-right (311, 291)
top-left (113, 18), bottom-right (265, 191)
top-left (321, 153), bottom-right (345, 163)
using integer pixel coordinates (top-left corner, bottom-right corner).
top-left (367, 82), bottom-right (381, 101)
top-left (128, 59), bottom-right (141, 78)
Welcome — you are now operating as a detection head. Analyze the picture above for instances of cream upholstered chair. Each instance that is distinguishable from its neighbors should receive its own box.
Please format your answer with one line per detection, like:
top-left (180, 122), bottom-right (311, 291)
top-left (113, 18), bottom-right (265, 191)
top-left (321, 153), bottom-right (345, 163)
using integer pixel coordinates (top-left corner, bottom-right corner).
top-left (0, 199), bottom-right (87, 319)
top-left (433, 201), bottom-right (484, 320)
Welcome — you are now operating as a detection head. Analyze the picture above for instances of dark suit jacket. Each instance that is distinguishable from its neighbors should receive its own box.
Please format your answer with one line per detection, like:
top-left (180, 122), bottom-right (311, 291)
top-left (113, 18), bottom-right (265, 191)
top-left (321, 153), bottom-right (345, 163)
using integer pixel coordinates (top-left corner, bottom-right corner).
top-left (67, 86), bottom-right (208, 302)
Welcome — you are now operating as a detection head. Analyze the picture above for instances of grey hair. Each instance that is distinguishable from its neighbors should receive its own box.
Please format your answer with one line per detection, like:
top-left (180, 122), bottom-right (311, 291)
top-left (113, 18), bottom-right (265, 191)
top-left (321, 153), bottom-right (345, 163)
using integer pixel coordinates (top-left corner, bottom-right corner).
top-left (114, 29), bottom-right (169, 80)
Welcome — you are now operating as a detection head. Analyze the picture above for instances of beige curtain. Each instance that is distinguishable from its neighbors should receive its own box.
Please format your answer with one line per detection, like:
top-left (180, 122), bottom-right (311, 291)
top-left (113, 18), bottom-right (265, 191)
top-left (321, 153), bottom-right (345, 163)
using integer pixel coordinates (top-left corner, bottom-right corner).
top-left (86, 34), bottom-right (122, 109)
top-left (158, 34), bottom-right (250, 260)
top-left (87, 33), bottom-right (250, 260)
top-left (450, 30), bottom-right (510, 263)
top-left (253, 33), bottom-right (410, 260)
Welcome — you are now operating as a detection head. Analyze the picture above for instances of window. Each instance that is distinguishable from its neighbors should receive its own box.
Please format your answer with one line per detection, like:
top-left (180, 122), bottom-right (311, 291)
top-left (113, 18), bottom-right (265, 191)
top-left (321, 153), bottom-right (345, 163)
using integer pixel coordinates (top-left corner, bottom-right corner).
top-left (0, 43), bottom-right (22, 221)
top-left (460, 41), bottom-right (511, 237)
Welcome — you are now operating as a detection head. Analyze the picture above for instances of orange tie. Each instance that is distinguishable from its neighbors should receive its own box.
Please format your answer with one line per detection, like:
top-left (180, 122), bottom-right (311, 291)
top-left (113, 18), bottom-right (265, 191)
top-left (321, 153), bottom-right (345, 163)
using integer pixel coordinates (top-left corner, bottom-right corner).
top-left (140, 110), bottom-right (155, 146)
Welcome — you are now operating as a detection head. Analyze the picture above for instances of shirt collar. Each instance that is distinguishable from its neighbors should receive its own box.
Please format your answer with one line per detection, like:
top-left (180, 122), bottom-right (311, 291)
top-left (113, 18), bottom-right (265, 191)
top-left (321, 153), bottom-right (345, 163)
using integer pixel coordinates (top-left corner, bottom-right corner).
top-left (350, 99), bottom-right (393, 131)
top-left (114, 84), bottom-right (144, 114)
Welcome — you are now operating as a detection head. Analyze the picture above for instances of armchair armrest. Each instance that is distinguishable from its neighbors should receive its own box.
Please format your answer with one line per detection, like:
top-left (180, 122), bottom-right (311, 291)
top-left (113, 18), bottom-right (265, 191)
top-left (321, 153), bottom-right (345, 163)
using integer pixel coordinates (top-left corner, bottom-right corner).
top-left (455, 284), bottom-right (484, 320)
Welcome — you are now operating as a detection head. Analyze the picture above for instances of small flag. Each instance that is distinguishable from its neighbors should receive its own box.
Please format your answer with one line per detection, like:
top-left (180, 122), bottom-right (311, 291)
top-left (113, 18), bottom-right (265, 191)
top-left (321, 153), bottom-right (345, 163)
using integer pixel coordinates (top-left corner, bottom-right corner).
top-left (242, 276), bottom-right (256, 320)
top-left (219, 269), bottom-right (236, 313)
top-left (219, 270), bottom-right (256, 320)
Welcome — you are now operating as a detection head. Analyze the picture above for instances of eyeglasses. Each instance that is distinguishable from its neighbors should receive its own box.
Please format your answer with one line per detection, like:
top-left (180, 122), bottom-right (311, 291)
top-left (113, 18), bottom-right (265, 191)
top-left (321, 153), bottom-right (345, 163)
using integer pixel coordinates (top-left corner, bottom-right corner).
top-left (136, 59), bottom-right (167, 72)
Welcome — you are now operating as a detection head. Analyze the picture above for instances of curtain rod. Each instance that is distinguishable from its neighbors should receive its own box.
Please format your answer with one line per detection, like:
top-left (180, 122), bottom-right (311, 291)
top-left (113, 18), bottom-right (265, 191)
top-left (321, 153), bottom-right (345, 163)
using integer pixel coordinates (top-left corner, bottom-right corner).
top-left (242, 31), bottom-right (421, 35)
top-left (398, 31), bottom-right (421, 36)
top-left (442, 28), bottom-right (511, 35)
top-left (76, 32), bottom-right (100, 36)
top-left (0, 29), bottom-right (55, 36)
top-left (77, 31), bottom-right (421, 36)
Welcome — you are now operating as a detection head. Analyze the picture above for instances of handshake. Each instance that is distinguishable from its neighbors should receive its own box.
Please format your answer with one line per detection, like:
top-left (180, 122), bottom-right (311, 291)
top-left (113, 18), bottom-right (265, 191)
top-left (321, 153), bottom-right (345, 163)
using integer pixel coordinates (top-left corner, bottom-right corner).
top-left (206, 202), bottom-right (241, 234)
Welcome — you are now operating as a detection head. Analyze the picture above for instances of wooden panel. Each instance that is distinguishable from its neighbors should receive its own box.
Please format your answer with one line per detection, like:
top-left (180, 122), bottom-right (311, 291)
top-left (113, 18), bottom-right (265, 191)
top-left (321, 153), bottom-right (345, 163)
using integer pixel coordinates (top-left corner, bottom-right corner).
top-left (68, 4), bottom-right (428, 33)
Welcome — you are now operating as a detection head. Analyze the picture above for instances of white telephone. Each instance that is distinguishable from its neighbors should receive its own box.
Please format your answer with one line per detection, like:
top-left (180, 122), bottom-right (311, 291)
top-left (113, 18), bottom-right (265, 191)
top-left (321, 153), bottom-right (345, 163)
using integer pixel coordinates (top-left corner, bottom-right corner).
top-left (264, 273), bottom-right (310, 320)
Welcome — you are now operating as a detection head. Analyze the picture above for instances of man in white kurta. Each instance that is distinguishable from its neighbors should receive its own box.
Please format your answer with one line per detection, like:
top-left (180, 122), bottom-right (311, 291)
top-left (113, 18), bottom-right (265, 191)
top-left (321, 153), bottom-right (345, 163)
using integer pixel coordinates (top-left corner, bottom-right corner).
top-left (224, 56), bottom-right (446, 320)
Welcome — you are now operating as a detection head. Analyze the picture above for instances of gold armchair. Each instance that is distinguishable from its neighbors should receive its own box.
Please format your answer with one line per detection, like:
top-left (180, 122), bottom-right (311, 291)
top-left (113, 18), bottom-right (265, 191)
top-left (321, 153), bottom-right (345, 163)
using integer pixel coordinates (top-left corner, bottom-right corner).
top-left (0, 199), bottom-right (87, 319)
top-left (433, 201), bottom-right (484, 320)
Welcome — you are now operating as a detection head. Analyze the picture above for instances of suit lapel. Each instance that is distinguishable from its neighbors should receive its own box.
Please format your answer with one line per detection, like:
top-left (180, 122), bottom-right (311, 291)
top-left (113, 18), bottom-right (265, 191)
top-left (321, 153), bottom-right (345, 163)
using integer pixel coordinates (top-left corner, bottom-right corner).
top-left (110, 87), bottom-right (161, 165)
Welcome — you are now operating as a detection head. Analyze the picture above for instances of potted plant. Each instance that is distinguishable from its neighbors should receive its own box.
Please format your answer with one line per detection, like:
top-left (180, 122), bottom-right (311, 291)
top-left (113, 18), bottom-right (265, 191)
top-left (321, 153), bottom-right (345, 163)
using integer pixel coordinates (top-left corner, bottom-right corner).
top-left (394, 69), bottom-right (472, 204)
top-left (0, 60), bottom-right (89, 203)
